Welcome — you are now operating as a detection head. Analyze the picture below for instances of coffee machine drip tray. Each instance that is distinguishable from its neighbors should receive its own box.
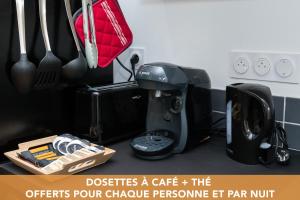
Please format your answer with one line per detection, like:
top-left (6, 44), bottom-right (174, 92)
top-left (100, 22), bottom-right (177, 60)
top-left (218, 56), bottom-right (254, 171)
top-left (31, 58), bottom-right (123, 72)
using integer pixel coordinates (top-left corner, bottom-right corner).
top-left (130, 130), bottom-right (175, 160)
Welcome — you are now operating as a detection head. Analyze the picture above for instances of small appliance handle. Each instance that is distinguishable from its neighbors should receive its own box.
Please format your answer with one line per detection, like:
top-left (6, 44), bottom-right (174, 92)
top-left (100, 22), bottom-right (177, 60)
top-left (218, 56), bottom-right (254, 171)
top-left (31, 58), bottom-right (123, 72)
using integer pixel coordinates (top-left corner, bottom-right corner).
top-left (90, 92), bottom-right (103, 139)
top-left (256, 95), bottom-right (273, 135)
top-left (242, 91), bottom-right (273, 140)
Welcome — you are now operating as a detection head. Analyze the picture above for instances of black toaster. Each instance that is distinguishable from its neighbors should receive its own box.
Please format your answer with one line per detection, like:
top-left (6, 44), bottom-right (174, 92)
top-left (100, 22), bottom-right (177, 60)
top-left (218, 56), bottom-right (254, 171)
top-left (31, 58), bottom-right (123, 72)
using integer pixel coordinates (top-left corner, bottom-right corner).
top-left (73, 82), bottom-right (148, 144)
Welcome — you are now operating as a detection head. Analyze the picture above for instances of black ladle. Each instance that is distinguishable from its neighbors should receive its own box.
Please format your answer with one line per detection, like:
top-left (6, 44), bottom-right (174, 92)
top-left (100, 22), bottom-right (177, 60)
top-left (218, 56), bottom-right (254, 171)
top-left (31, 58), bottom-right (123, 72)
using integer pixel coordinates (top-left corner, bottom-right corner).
top-left (63, 0), bottom-right (87, 81)
top-left (11, 0), bottom-right (36, 94)
top-left (34, 0), bottom-right (62, 90)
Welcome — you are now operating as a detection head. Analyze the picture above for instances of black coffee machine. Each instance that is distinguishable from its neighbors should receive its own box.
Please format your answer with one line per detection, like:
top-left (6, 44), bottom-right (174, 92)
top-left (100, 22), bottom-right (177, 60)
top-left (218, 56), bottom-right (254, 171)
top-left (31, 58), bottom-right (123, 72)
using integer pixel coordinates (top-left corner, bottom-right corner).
top-left (130, 63), bottom-right (212, 160)
top-left (226, 83), bottom-right (275, 165)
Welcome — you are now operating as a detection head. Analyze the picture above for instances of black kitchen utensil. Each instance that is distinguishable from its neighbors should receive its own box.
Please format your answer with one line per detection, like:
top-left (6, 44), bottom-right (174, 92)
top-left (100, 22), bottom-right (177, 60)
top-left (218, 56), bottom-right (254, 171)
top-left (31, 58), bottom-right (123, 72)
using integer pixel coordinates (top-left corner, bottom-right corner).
top-left (62, 0), bottom-right (87, 81)
top-left (34, 0), bottom-right (62, 90)
top-left (11, 0), bottom-right (36, 94)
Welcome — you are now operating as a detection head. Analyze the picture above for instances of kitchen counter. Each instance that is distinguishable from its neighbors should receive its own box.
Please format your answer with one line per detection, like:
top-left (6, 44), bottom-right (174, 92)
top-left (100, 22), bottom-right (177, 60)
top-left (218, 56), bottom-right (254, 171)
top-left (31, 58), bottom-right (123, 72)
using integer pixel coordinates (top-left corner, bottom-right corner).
top-left (1, 136), bottom-right (300, 175)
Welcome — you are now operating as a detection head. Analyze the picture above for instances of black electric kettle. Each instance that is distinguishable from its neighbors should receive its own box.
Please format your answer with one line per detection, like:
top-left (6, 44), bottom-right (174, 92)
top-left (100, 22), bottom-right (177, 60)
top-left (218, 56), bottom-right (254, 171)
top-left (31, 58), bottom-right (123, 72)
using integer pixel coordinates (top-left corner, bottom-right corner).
top-left (226, 83), bottom-right (275, 165)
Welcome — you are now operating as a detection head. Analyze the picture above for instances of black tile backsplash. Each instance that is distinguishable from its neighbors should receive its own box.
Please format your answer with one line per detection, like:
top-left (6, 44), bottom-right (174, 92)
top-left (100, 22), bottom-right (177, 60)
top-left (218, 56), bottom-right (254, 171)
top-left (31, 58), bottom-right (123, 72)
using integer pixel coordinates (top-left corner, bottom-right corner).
top-left (212, 111), bottom-right (226, 129)
top-left (285, 124), bottom-right (300, 150)
top-left (286, 98), bottom-right (300, 124)
top-left (211, 89), bottom-right (300, 151)
top-left (211, 89), bottom-right (226, 112)
top-left (273, 96), bottom-right (284, 121)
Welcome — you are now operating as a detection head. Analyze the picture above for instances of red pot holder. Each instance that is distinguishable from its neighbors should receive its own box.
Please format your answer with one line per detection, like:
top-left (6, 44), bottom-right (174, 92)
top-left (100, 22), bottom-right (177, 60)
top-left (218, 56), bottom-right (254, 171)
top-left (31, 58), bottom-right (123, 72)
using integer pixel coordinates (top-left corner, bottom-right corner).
top-left (74, 0), bottom-right (133, 68)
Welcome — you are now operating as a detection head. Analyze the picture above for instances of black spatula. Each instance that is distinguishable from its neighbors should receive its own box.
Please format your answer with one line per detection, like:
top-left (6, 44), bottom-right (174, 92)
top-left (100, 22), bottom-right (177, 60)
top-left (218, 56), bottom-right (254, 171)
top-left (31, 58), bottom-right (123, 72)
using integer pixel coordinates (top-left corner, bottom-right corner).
top-left (34, 0), bottom-right (62, 90)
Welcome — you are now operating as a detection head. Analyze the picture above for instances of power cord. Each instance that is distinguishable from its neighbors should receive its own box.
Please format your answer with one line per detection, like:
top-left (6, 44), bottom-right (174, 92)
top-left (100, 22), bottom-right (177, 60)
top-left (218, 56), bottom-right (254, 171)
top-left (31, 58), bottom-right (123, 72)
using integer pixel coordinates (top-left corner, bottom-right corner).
top-left (210, 117), bottom-right (226, 137)
top-left (130, 54), bottom-right (140, 79)
top-left (116, 55), bottom-right (140, 81)
top-left (211, 117), bottom-right (226, 127)
top-left (116, 57), bottom-right (133, 81)
top-left (274, 123), bottom-right (290, 165)
top-left (259, 122), bottom-right (290, 166)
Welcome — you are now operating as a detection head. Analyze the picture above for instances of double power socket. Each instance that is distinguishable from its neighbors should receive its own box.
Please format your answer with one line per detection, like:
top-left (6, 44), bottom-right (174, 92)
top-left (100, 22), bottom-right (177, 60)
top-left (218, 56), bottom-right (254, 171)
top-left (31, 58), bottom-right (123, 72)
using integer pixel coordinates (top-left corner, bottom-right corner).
top-left (230, 51), bottom-right (300, 84)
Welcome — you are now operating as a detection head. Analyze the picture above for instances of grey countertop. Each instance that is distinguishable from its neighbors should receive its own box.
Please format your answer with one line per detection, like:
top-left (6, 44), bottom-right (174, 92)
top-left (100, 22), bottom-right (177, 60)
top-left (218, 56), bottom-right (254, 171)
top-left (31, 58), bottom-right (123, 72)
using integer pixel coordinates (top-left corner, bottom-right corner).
top-left (1, 136), bottom-right (300, 175)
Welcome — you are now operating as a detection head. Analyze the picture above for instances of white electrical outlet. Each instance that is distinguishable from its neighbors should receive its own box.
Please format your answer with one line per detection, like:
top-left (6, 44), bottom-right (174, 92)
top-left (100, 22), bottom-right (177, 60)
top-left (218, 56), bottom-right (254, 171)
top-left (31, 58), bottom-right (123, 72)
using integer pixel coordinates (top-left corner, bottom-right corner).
top-left (114, 47), bottom-right (145, 83)
top-left (128, 47), bottom-right (145, 73)
top-left (254, 57), bottom-right (272, 76)
top-left (233, 57), bottom-right (250, 74)
top-left (230, 50), bottom-right (300, 84)
top-left (275, 58), bottom-right (295, 78)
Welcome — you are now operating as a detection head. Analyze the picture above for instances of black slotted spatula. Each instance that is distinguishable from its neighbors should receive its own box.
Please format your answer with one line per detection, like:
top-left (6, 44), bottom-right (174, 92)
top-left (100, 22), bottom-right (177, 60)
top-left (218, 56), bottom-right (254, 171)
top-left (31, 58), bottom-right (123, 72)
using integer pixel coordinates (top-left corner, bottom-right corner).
top-left (35, 0), bottom-right (62, 90)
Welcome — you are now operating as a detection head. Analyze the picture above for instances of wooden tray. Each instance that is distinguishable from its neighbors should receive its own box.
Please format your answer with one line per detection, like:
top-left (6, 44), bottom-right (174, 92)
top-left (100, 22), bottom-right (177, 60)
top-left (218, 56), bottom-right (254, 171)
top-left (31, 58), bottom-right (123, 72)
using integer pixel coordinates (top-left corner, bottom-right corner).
top-left (4, 135), bottom-right (116, 175)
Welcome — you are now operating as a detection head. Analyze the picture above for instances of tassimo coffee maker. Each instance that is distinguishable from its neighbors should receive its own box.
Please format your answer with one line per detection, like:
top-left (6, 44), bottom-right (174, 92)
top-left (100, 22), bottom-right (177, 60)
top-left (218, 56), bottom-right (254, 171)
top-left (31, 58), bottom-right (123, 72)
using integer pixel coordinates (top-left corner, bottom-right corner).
top-left (130, 63), bottom-right (212, 160)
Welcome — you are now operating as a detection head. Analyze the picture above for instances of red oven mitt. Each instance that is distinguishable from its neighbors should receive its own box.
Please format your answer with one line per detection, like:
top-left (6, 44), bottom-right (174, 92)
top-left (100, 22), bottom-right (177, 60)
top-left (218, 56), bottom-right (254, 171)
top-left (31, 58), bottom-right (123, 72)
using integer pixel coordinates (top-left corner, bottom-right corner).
top-left (74, 0), bottom-right (133, 68)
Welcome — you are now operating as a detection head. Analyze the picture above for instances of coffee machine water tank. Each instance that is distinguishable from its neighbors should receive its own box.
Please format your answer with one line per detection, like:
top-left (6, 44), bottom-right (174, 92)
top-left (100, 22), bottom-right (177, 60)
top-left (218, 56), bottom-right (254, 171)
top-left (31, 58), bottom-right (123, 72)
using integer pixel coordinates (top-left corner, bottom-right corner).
top-left (226, 83), bottom-right (275, 165)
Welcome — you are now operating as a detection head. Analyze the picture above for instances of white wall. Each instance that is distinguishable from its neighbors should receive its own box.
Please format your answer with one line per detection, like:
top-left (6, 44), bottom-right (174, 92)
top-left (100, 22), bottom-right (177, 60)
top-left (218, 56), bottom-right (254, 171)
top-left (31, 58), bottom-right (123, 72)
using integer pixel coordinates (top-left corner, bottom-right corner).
top-left (118, 0), bottom-right (300, 97)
